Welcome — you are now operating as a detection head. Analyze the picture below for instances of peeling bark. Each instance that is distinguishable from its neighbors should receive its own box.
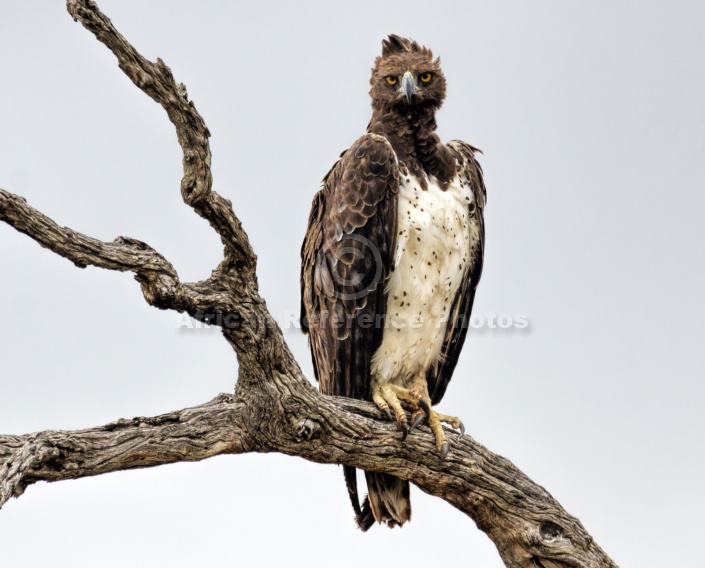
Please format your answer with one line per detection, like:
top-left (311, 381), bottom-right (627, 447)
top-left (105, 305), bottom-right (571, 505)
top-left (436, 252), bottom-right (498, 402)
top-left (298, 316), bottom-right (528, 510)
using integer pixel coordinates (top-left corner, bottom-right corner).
top-left (0, 2), bottom-right (618, 567)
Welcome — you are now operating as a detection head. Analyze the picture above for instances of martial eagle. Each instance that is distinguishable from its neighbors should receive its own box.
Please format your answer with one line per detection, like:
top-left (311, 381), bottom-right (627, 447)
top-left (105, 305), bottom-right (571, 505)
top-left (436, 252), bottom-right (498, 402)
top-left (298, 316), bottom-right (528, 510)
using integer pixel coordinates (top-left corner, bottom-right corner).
top-left (300, 35), bottom-right (486, 531)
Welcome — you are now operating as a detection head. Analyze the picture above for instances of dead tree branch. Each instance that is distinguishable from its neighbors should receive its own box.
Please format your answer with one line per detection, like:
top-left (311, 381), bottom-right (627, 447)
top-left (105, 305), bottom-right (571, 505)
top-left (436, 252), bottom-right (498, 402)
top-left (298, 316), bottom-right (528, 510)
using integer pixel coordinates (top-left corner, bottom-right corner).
top-left (0, 1), bottom-right (618, 566)
top-left (0, 394), bottom-right (249, 504)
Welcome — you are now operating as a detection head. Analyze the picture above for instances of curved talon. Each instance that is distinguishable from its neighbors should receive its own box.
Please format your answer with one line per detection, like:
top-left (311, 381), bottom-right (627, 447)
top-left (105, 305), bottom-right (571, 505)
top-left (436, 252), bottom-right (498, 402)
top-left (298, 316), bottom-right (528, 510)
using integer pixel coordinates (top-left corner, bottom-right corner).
top-left (408, 412), bottom-right (425, 434)
top-left (458, 420), bottom-right (465, 437)
top-left (400, 422), bottom-right (410, 442)
top-left (418, 398), bottom-right (431, 418)
top-left (440, 442), bottom-right (449, 460)
top-left (382, 407), bottom-right (394, 422)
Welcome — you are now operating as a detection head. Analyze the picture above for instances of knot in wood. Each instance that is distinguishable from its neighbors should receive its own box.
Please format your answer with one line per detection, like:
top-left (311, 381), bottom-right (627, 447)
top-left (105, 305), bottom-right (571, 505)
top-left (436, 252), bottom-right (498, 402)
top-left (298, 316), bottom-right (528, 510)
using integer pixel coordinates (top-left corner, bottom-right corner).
top-left (295, 418), bottom-right (321, 441)
top-left (176, 82), bottom-right (188, 100)
top-left (540, 520), bottom-right (564, 542)
top-left (113, 236), bottom-right (151, 251)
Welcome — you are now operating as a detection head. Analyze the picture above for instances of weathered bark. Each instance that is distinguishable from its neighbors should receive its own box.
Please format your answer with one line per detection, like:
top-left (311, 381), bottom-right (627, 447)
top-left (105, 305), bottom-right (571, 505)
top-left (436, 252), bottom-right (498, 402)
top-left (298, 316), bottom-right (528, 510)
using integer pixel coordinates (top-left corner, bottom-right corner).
top-left (0, 2), bottom-right (617, 567)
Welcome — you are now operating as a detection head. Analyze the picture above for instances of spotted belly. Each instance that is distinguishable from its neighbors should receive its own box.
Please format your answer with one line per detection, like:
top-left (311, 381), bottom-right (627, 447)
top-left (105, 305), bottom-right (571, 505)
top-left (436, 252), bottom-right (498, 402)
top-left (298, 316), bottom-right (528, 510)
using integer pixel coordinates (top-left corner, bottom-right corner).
top-left (370, 171), bottom-right (478, 387)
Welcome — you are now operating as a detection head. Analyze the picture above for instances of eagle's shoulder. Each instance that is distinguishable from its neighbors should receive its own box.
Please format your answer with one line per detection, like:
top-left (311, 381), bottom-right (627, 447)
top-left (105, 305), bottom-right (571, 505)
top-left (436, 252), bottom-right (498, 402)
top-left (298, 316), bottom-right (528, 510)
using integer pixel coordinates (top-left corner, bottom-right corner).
top-left (447, 139), bottom-right (486, 210)
top-left (320, 133), bottom-right (399, 234)
top-left (324, 133), bottom-right (398, 188)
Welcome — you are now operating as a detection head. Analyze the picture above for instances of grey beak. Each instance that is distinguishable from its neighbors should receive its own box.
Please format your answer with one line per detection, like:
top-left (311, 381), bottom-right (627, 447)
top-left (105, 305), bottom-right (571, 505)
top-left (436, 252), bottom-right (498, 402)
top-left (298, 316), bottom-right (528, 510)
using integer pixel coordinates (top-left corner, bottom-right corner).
top-left (402, 72), bottom-right (415, 103)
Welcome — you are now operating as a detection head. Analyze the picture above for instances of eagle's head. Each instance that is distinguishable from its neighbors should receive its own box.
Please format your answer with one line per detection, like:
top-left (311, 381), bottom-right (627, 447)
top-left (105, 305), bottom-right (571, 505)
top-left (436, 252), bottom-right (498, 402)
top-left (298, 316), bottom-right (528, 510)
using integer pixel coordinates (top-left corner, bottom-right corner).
top-left (369, 35), bottom-right (446, 113)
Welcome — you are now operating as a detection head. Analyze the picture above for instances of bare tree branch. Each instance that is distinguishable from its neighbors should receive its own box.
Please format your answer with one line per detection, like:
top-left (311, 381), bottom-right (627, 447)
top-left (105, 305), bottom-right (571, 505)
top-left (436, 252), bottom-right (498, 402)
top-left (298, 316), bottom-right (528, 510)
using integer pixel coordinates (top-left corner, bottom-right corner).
top-left (67, 0), bottom-right (252, 266)
top-left (0, 1), bottom-right (619, 567)
top-left (0, 394), bottom-right (250, 507)
top-left (0, 188), bottom-right (224, 317)
top-left (64, 0), bottom-right (292, 374)
top-left (0, 388), bottom-right (615, 567)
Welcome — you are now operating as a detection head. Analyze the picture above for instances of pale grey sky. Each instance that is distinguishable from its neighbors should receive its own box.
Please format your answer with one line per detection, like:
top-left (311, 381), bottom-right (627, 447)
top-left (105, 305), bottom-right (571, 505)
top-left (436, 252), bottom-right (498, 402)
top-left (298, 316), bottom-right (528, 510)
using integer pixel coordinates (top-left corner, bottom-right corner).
top-left (1, 1), bottom-right (704, 566)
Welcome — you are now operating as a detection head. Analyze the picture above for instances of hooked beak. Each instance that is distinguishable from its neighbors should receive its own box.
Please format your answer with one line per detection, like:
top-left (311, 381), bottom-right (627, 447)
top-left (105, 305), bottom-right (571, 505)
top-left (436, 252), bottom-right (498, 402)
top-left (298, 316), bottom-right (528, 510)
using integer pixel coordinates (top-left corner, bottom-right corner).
top-left (401, 71), bottom-right (416, 103)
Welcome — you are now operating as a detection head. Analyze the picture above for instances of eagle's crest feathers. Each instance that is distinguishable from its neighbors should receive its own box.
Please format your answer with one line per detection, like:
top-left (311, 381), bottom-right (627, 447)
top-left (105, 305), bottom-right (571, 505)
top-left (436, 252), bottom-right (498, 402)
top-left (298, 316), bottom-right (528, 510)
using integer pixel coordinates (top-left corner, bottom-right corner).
top-left (381, 34), bottom-right (432, 58)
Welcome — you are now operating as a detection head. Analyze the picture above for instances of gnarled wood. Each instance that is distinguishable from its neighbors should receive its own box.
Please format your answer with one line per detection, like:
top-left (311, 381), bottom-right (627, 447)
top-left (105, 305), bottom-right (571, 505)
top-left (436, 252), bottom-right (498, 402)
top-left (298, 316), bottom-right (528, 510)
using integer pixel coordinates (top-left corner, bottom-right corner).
top-left (0, 394), bottom-right (249, 503)
top-left (0, 2), bottom-right (618, 567)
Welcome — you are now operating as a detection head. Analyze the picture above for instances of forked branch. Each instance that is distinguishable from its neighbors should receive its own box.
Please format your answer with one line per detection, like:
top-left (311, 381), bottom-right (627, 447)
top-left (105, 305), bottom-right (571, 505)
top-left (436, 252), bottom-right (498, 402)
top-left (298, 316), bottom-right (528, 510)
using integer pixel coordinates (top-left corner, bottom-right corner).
top-left (0, 188), bottom-right (222, 316)
top-left (67, 0), bottom-right (251, 263)
top-left (0, 2), bottom-right (618, 567)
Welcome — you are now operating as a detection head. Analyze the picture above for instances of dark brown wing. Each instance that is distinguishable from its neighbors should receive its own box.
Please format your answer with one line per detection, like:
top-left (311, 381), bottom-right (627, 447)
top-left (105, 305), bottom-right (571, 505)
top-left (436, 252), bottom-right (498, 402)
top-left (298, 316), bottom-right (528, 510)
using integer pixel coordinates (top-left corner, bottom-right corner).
top-left (426, 140), bottom-right (486, 405)
top-left (300, 133), bottom-right (399, 401)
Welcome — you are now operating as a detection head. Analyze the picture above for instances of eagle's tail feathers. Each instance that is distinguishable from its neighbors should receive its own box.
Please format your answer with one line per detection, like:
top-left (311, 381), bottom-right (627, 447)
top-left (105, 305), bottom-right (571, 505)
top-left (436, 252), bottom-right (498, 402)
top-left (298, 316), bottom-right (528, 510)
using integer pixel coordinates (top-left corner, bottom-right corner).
top-left (361, 471), bottom-right (411, 530)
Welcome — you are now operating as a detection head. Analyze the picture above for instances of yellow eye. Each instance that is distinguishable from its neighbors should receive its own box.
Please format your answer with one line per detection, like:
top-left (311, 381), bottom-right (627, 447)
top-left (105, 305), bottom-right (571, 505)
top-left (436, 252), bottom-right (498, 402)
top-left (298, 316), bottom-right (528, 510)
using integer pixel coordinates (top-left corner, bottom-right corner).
top-left (420, 72), bottom-right (432, 83)
top-left (385, 76), bottom-right (397, 85)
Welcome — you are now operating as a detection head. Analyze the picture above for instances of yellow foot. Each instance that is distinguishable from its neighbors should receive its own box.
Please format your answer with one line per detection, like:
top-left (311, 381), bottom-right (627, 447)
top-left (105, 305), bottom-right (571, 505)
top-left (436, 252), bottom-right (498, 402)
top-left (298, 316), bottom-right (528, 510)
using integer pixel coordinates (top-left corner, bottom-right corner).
top-left (372, 383), bottom-right (411, 439)
top-left (424, 407), bottom-right (465, 459)
top-left (372, 378), bottom-right (465, 459)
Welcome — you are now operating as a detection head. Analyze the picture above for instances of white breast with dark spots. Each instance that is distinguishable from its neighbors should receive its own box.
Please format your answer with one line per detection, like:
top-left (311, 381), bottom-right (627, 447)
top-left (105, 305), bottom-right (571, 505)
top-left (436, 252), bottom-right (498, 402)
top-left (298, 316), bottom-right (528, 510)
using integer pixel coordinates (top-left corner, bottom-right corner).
top-left (371, 170), bottom-right (478, 386)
